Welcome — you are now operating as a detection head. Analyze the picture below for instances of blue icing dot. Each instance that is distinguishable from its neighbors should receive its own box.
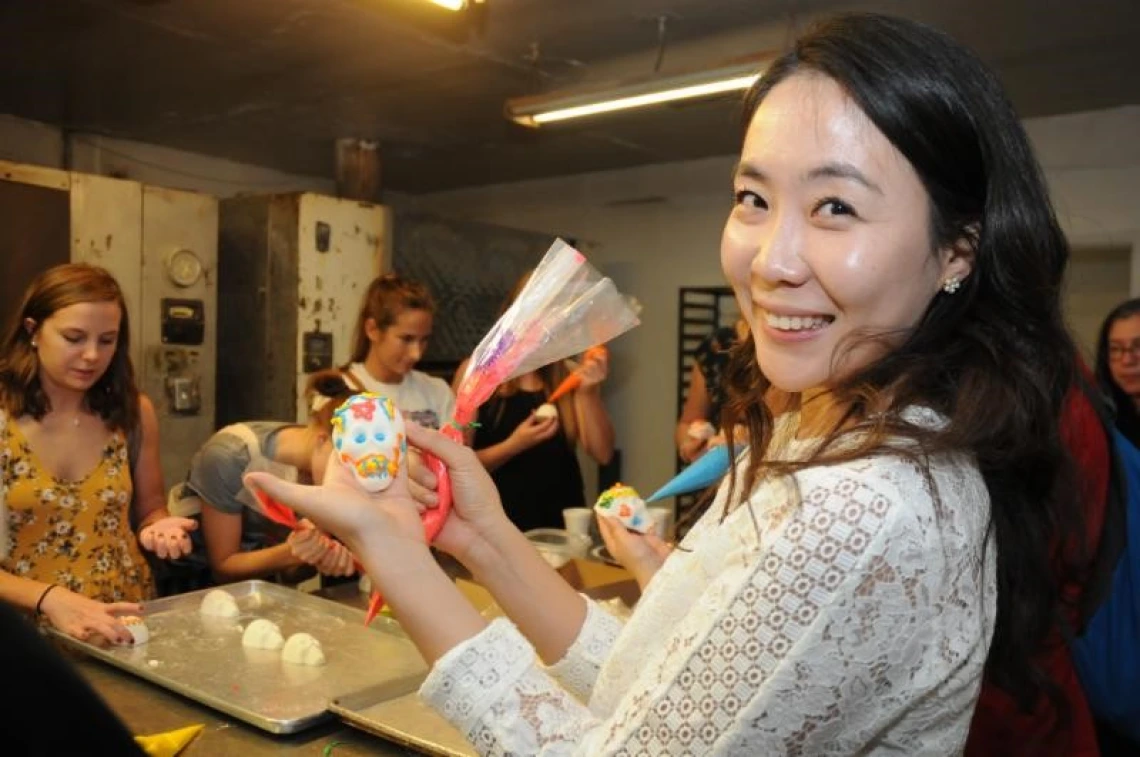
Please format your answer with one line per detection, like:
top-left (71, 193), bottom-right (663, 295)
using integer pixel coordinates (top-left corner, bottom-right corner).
top-left (334, 438), bottom-right (342, 450)
top-left (630, 515), bottom-right (643, 526)
top-left (373, 431), bottom-right (386, 442)
top-left (355, 432), bottom-right (366, 444)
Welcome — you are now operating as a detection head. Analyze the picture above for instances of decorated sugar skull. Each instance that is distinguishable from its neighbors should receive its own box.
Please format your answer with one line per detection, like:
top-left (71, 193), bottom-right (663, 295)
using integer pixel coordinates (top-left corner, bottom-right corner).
top-left (331, 393), bottom-right (407, 493)
top-left (594, 483), bottom-right (652, 534)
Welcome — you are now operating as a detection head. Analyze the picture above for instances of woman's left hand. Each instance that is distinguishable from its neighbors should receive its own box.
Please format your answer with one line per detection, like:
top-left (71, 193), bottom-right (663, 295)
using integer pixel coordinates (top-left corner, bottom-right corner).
top-left (138, 516), bottom-right (197, 560)
top-left (245, 446), bottom-right (426, 569)
top-left (597, 514), bottom-right (673, 590)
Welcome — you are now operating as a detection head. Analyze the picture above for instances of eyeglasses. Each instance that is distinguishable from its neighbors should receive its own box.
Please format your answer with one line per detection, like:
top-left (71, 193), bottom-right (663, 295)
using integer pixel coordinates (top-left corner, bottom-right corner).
top-left (1108, 341), bottom-right (1140, 362)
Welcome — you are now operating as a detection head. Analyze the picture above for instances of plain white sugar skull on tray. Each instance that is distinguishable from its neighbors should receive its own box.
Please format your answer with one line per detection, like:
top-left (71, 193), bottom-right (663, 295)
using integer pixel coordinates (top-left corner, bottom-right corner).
top-left (332, 393), bottom-right (407, 493)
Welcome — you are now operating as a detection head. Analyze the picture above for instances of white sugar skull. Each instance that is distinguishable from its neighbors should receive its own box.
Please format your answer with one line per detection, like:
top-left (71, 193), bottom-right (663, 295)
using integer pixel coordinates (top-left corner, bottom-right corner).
top-left (594, 483), bottom-right (652, 534)
top-left (331, 393), bottom-right (407, 493)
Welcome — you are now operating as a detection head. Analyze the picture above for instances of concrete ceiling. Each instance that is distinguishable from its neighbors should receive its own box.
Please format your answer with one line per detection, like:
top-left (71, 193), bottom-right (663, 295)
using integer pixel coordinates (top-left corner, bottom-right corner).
top-left (1, 0), bottom-right (1137, 193)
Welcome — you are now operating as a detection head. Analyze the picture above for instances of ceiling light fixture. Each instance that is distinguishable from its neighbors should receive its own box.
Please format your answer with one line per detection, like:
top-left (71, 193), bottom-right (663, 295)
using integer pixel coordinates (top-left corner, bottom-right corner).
top-left (505, 59), bottom-right (764, 127)
top-left (426, 0), bottom-right (466, 10)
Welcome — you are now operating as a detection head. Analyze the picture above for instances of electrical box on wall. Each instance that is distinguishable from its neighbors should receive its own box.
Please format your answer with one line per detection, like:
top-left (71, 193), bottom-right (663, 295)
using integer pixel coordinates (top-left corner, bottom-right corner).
top-left (303, 328), bottom-right (334, 373)
top-left (138, 186), bottom-right (218, 488)
top-left (0, 163), bottom-right (219, 491)
top-left (217, 192), bottom-right (389, 425)
top-left (161, 298), bottom-right (205, 345)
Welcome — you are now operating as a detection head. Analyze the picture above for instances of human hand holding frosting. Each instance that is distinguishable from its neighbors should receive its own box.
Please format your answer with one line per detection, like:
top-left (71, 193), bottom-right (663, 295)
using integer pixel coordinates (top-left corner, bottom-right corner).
top-left (286, 519), bottom-right (356, 577)
top-left (597, 515), bottom-right (673, 591)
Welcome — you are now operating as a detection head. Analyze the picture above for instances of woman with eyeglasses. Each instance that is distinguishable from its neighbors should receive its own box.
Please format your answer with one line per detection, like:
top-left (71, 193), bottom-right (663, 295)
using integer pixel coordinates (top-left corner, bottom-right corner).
top-left (1095, 298), bottom-right (1140, 444)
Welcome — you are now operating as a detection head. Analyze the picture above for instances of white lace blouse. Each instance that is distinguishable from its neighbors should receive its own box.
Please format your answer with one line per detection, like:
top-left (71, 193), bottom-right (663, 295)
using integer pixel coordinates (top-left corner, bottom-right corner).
top-left (421, 410), bottom-right (996, 755)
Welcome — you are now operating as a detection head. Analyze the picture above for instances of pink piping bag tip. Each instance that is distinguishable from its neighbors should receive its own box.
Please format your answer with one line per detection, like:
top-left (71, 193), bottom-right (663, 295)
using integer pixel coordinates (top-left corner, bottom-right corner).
top-left (251, 487), bottom-right (299, 530)
top-left (364, 437), bottom-right (456, 627)
top-left (364, 591), bottom-right (385, 626)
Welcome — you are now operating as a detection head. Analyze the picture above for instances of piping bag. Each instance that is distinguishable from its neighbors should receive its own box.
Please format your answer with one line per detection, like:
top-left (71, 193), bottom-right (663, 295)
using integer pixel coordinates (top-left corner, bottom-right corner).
top-left (412, 238), bottom-right (639, 622)
top-left (546, 345), bottom-right (609, 403)
top-left (645, 444), bottom-right (743, 503)
top-left (247, 488), bottom-right (381, 618)
top-left (253, 239), bottom-right (640, 625)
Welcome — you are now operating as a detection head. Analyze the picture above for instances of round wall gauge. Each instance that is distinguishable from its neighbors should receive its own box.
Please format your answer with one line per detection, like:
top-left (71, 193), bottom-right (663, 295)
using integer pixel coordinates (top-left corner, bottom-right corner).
top-left (166, 248), bottom-right (203, 287)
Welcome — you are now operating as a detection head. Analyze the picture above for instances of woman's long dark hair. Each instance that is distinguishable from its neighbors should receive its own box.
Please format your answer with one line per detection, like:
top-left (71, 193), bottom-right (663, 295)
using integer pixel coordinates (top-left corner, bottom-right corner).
top-left (0, 263), bottom-right (140, 433)
top-left (1094, 297), bottom-right (1140, 442)
top-left (716, 13), bottom-right (1083, 723)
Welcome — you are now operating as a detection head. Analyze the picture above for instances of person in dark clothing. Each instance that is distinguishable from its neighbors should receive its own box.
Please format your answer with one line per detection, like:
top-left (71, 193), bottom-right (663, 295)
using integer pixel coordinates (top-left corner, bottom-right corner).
top-left (966, 372), bottom-right (1107, 757)
top-left (1096, 297), bottom-right (1140, 445)
top-left (675, 320), bottom-right (748, 463)
top-left (456, 274), bottom-right (614, 532)
top-left (0, 600), bottom-right (143, 754)
top-left (1088, 299), bottom-right (1140, 755)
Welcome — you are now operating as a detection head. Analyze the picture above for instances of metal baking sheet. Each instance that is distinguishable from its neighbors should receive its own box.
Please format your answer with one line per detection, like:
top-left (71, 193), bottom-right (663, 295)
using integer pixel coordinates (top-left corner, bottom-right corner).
top-left (49, 580), bottom-right (429, 734)
top-left (331, 678), bottom-right (477, 757)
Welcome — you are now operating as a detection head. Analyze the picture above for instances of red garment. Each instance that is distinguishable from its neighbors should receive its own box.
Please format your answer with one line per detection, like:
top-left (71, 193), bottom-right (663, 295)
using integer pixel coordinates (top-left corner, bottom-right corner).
top-left (966, 381), bottom-right (1107, 757)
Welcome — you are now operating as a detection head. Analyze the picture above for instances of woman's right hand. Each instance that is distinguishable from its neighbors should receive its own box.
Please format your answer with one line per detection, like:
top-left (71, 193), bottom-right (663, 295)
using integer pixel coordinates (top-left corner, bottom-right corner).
top-left (39, 587), bottom-right (141, 646)
top-left (287, 520), bottom-right (357, 576)
top-left (507, 413), bottom-right (559, 453)
top-left (401, 422), bottom-right (512, 564)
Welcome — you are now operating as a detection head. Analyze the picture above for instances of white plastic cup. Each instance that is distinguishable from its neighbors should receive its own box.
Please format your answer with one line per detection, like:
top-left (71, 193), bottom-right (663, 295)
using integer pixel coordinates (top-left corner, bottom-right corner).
top-left (649, 505), bottom-right (675, 541)
top-left (562, 507), bottom-right (594, 539)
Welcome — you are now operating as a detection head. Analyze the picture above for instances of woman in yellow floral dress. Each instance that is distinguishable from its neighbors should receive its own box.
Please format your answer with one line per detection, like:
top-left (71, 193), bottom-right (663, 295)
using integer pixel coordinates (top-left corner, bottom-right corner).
top-left (0, 263), bottom-right (196, 645)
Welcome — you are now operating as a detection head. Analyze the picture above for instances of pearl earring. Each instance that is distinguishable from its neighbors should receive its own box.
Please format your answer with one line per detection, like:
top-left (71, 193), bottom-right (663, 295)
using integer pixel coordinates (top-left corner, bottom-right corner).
top-left (30, 339), bottom-right (38, 349)
top-left (942, 277), bottom-right (962, 294)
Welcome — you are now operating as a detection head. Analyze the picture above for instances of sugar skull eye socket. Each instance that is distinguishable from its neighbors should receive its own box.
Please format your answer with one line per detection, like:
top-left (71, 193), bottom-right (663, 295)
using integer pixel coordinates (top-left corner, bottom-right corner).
top-left (332, 393), bottom-right (407, 493)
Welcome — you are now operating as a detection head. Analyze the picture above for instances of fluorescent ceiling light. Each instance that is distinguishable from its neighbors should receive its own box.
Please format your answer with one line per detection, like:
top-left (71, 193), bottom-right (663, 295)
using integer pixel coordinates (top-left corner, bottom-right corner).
top-left (505, 60), bottom-right (764, 127)
top-left (427, 0), bottom-right (466, 10)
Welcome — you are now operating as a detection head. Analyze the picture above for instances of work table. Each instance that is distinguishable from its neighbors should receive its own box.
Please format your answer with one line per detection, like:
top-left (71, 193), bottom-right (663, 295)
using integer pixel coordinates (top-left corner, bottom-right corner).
top-left (76, 582), bottom-right (427, 756)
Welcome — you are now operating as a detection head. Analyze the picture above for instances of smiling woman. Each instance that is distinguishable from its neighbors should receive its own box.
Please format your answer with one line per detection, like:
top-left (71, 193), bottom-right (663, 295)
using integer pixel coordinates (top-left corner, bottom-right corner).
top-left (241, 13), bottom-right (1089, 757)
top-left (0, 263), bottom-right (196, 646)
top-left (722, 73), bottom-right (973, 398)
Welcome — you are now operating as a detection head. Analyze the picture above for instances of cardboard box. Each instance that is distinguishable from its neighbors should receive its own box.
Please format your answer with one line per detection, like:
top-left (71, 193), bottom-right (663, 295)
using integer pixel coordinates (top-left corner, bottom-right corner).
top-left (455, 558), bottom-right (640, 618)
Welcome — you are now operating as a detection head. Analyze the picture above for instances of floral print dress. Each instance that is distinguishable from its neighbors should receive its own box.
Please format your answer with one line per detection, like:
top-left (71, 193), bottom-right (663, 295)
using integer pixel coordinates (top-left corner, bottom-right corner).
top-left (1, 414), bottom-right (153, 603)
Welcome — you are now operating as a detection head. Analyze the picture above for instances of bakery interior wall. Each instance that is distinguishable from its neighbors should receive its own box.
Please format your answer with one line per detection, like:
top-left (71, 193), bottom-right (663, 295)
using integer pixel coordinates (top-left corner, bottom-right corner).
top-left (404, 105), bottom-right (1140, 500)
top-left (2, 106), bottom-right (1138, 506)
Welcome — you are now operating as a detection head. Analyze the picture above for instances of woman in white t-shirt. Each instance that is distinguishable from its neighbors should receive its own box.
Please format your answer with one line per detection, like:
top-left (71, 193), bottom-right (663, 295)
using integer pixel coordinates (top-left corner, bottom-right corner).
top-left (340, 273), bottom-right (455, 430)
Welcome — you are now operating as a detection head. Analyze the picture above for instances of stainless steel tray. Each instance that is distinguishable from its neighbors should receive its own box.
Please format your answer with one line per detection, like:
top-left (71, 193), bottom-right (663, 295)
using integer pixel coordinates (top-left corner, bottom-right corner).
top-left (331, 678), bottom-right (477, 757)
top-left (50, 580), bottom-right (429, 734)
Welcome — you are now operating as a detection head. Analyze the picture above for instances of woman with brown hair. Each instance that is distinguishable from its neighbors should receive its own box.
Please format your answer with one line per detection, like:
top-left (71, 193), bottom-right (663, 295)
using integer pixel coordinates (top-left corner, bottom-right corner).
top-left (169, 370), bottom-right (358, 586)
top-left (0, 263), bottom-right (195, 645)
top-left (339, 273), bottom-right (454, 430)
top-left (455, 273), bottom-right (614, 532)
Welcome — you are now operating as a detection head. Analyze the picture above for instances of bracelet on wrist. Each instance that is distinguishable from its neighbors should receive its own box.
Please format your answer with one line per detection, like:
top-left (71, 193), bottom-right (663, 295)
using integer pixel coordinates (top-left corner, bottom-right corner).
top-left (34, 583), bottom-right (61, 619)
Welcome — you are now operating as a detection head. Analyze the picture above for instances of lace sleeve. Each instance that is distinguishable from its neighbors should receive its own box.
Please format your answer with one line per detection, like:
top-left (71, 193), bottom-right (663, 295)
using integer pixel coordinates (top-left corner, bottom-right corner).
top-left (422, 457), bottom-right (993, 756)
top-left (544, 596), bottom-right (624, 702)
top-left (420, 618), bottom-right (597, 755)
